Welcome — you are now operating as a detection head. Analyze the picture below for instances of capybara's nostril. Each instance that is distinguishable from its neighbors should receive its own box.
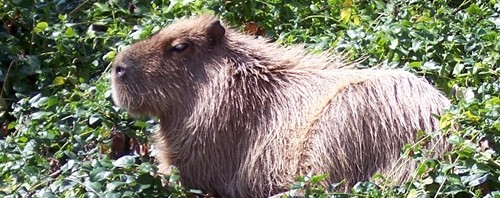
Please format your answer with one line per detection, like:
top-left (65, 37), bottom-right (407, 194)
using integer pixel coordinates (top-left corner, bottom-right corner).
top-left (114, 65), bottom-right (125, 77)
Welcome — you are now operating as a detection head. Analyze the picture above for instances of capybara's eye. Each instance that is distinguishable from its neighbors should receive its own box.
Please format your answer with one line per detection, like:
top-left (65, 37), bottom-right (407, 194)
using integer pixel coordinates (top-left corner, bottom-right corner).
top-left (170, 43), bottom-right (189, 53)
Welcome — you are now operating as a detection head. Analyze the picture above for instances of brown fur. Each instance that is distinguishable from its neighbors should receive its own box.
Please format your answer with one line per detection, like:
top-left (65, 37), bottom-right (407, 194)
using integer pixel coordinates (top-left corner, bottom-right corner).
top-left (111, 15), bottom-right (450, 197)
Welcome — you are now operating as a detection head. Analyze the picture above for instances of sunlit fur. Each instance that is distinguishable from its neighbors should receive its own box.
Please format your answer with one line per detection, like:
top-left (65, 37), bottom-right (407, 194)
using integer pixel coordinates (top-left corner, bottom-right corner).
top-left (111, 15), bottom-right (450, 197)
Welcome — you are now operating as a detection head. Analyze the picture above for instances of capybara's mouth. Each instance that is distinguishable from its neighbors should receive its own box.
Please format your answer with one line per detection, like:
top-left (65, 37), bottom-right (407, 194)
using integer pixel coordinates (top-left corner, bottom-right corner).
top-left (110, 80), bottom-right (160, 117)
top-left (110, 83), bottom-right (129, 109)
top-left (111, 82), bottom-right (137, 110)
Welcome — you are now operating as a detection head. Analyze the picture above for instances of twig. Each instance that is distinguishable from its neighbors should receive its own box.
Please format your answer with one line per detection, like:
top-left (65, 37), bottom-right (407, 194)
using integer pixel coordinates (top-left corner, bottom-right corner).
top-left (1, 58), bottom-right (17, 99)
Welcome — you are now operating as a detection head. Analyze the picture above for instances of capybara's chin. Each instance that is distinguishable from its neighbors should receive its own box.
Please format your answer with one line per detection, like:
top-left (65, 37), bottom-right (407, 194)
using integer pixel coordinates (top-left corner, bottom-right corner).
top-left (110, 92), bottom-right (145, 116)
top-left (111, 78), bottom-right (142, 114)
top-left (111, 81), bottom-right (167, 117)
top-left (110, 14), bottom-right (450, 198)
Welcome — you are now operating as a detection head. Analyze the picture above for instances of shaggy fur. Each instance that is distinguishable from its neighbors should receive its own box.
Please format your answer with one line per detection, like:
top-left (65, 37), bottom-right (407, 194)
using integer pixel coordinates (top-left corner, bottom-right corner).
top-left (111, 15), bottom-right (450, 197)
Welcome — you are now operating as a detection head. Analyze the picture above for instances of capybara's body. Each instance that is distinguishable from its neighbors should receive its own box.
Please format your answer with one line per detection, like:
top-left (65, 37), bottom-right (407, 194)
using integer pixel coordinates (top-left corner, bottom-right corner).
top-left (111, 15), bottom-right (450, 197)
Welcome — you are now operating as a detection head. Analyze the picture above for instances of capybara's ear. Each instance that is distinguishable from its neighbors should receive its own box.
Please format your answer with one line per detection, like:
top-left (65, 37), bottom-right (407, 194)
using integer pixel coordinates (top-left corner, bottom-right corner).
top-left (206, 20), bottom-right (225, 45)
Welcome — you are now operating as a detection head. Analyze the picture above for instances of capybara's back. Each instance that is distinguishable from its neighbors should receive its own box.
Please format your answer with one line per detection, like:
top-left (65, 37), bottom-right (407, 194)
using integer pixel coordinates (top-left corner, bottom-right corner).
top-left (111, 15), bottom-right (450, 197)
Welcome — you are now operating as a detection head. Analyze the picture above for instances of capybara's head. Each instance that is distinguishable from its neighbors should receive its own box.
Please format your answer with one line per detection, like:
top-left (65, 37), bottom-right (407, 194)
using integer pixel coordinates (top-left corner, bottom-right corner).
top-left (111, 15), bottom-right (226, 117)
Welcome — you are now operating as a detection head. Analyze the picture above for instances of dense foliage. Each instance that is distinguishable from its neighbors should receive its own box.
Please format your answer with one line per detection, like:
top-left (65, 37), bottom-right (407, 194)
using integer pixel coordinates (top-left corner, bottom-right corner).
top-left (0, 0), bottom-right (498, 197)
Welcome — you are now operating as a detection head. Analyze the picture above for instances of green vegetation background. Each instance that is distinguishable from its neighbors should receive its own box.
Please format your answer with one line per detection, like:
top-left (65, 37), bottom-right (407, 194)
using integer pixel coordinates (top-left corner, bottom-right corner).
top-left (0, 0), bottom-right (498, 197)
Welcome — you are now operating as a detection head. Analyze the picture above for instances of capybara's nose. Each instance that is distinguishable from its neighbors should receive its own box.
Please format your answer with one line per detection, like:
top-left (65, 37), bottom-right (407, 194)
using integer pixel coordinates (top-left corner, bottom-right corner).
top-left (114, 64), bottom-right (126, 78)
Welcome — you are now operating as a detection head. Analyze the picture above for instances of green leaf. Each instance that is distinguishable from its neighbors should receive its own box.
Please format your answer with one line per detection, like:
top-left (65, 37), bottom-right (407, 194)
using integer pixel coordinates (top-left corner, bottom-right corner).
top-left (447, 135), bottom-right (464, 145)
top-left (421, 61), bottom-right (440, 70)
top-left (421, 177), bottom-right (433, 185)
top-left (85, 180), bottom-right (102, 193)
top-left (406, 189), bottom-right (421, 198)
top-left (189, 189), bottom-right (204, 195)
top-left (452, 63), bottom-right (464, 76)
top-left (465, 174), bottom-right (488, 186)
top-left (104, 192), bottom-right (123, 198)
top-left (37, 190), bottom-right (57, 198)
top-left (53, 76), bottom-right (65, 85)
top-left (58, 14), bottom-right (67, 21)
top-left (309, 4), bottom-right (319, 12)
top-left (27, 55), bottom-right (41, 72)
top-left (113, 156), bottom-right (135, 168)
top-left (416, 16), bottom-right (431, 22)
top-left (93, 3), bottom-right (111, 14)
top-left (465, 4), bottom-right (481, 15)
top-left (34, 22), bottom-right (49, 33)
top-left (61, 159), bottom-right (77, 171)
top-left (409, 61), bottom-right (422, 68)
top-left (106, 181), bottom-right (126, 191)
top-left (416, 162), bottom-right (428, 176)
top-left (389, 38), bottom-right (398, 50)
top-left (169, 174), bottom-right (181, 182)
top-left (90, 167), bottom-right (112, 182)
top-left (7, 122), bottom-right (16, 130)
top-left (464, 111), bottom-right (480, 122)
top-left (340, 8), bottom-right (351, 24)
top-left (103, 51), bottom-right (116, 61)
top-left (442, 164), bottom-right (455, 173)
top-left (351, 182), bottom-right (378, 193)
top-left (89, 114), bottom-right (102, 126)
top-left (84, 192), bottom-right (99, 198)
top-left (30, 111), bottom-right (53, 120)
top-left (443, 184), bottom-right (467, 195)
top-left (411, 40), bottom-right (422, 52)
top-left (65, 27), bottom-right (76, 37)
top-left (353, 15), bottom-right (360, 25)
top-left (310, 174), bottom-right (328, 183)
top-left (45, 96), bottom-right (59, 108)
top-left (138, 163), bottom-right (156, 173)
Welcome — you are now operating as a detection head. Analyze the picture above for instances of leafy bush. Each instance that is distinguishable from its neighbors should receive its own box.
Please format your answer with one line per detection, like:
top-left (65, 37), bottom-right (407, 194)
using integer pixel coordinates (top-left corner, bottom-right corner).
top-left (0, 0), bottom-right (498, 197)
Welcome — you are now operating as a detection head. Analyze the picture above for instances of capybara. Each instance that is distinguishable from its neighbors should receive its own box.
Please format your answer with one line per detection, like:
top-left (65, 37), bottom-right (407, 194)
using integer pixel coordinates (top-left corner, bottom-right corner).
top-left (111, 15), bottom-right (450, 197)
